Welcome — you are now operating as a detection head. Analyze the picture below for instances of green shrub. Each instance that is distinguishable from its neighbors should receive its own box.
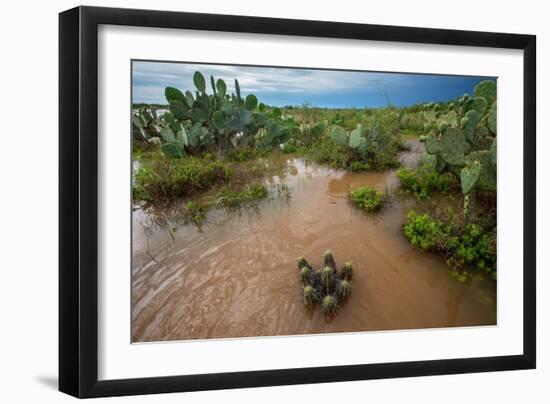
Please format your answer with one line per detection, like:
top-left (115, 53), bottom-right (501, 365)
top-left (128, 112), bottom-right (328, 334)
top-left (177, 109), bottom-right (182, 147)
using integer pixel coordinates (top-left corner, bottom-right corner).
top-left (350, 161), bottom-right (370, 171)
top-left (225, 148), bottom-right (266, 162)
top-left (212, 184), bottom-right (268, 209)
top-left (404, 210), bottom-right (496, 275)
top-left (349, 186), bottom-right (385, 211)
top-left (404, 211), bottom-right (450, 250)
top-left (133, 155), bottom-right (232, 203)
top-left (281, 143), bottom-right (298, 153)
top-left (397, 166), bottom-right (454, 198)
top-left (303, 137), bottom-right (348, 168)
top-left (183, 201), bottom-right (207, 226)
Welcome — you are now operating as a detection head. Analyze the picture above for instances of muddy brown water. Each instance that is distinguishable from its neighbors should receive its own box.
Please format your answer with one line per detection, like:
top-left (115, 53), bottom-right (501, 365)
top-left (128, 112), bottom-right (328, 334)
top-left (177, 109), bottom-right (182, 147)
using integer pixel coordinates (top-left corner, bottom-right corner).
top-left (132, 138), bottom-right (496, 342)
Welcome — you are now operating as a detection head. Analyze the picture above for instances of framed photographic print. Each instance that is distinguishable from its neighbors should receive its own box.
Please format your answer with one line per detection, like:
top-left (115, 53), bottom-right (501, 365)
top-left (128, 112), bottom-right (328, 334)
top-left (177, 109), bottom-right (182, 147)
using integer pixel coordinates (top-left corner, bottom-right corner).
top-left (59, 6), bottom-right (536, 398)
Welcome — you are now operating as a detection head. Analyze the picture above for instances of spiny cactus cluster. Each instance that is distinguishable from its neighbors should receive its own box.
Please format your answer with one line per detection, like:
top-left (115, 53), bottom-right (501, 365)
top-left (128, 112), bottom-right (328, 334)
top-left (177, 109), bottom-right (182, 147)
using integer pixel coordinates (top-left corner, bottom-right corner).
top-left (133, 70), bottom-right (305, 158)
top-left (297, 251), bottom-right (354, 314)
top-left (330, 117), bottom-right (392, 161)
top-left (421, 80), bottom-right (497, 195)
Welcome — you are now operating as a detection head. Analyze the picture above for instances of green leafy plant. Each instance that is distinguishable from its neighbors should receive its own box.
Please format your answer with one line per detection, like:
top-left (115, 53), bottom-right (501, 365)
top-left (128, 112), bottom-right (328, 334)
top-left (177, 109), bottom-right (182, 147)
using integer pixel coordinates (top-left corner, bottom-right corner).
top-left (212, 184), bottom-right (268, 209)
top-left (349, 186), bottom-right (385, 211)
top-left (404, 210), bottom-right (496, 277)
top-left (397, 158), bottom-right (455, 199)
top-left (133, 154), bottom-right (232, 203)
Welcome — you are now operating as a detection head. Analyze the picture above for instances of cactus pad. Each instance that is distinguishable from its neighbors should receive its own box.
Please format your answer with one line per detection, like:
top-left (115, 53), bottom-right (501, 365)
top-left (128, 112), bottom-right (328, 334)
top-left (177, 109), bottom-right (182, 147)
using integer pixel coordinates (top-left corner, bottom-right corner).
top-left (425, 133), bottom-right (440, 154)
top-left (465, 150), bottom-right (496, 191)
top-left (330, 126), bottom-right (348, 147)
top-left (161, 143), bottom-right (183, 159)
top-left (474, 80), bottom-right (497, 106)
top-left (349, 127), bottom-right (363, 149)
top-left (460, 161), bottom-right (481, 194)
top-left (488, 101), bottom-right (497, 134)
top-left (469, 97), bottom-right (488, 118)
top-left (193, 71), bottom-right (206, 93)
top-left (439, 128), bottom-right (466, 166)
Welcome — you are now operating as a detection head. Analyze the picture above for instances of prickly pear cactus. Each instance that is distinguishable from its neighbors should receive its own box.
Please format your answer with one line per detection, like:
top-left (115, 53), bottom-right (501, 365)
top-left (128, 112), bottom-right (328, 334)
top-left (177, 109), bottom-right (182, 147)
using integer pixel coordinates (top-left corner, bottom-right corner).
top-left (349, 127), bottom-right (363, 149)
top-left (474, 80), bottom-right (497, 106)
top-left (460, 160), bottom-right (481, 194)
top-left (193, 71), bottom-right (206, 93)
top-left (490, 138), bottom-right (497, 168)
top-left (161, 143), bottom-right (183, 159)
top-left (465, 150), bottom-right (496, 191)
top-left (460, 110), bottom-right (478, 142)
top-left (425, 133), bottom-right (440, 154)
top-left (330, 126), bottom-right (348, 147)
top-left (439, 128), bottom-right (466, 166)
top-left (488, 101), bottom-right (497, 134)
top-left (469, 97), bottom-right (488, 118)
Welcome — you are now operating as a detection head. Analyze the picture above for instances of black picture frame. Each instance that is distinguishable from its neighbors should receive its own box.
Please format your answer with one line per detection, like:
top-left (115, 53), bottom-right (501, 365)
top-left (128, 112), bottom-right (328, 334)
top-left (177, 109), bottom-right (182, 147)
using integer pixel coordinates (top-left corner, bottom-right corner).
top-left (59, 5), bottom-right (536, 398)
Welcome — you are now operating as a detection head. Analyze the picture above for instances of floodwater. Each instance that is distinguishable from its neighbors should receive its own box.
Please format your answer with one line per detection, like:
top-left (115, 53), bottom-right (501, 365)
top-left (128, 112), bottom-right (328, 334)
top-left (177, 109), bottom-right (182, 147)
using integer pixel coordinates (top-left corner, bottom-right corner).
top-left (132, 139), bottom-right (496, 342)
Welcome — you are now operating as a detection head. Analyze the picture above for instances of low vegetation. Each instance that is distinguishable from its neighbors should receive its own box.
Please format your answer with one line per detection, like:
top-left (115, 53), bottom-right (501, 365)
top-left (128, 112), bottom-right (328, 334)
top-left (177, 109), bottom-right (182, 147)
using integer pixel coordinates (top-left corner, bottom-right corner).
top-left (133, 154), bottom-right (231, 203)
top-left (397, 161), bottom-right (456, 199)
top-left (404, 210), bottom-right (496, 279)
top-left (349, 186), bottom-right (386, 211)
top-left (212, 184), bottom-right (268, 209)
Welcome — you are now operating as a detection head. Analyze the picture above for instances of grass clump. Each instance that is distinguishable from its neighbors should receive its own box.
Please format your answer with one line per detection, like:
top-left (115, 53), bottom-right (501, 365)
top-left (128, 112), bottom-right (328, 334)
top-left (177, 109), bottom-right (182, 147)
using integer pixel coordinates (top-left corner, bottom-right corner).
top-left (213, 184), bottom-right (268, 209)
top-left (350, 161), bottom-right (371, 171)
top-left (182, 201), bottom-right (208, 227)
top-left (349, 186), bottom-right (385, 211)
top-left (404, 210), bottom-right (496, 278)
top-left (133, 154), bottom-right (232, 203)
top-left (302, 137), bottom-right (349, 169)
top-left (224, 147), bottom-right (267, 162)
top-left (397, 166), bottom-right (455, 199)
top-left (281, 143), bottom-right (298, 153)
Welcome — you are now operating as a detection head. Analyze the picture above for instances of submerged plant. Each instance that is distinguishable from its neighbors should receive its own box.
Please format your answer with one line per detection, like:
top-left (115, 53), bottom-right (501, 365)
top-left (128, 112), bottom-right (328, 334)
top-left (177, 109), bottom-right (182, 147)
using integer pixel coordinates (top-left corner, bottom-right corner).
top-left (322, 294), bottom-right (338, 313)
top-left (296, 252), bottom-right (354, 314)
top-left (297, 256), bottom-right (311, 270)
top-left (338, 279), bottom-right (352, 299)
top-left (323, 250), bottom-right (337, 271)
top-left (320, 266), bottom-right (335, 290)
top-left (299, 266), bottom-right (313, 285)
top-left (303, 285), bottom-right (318, 306)
top-left (341, 262), bottom-right (353, 280)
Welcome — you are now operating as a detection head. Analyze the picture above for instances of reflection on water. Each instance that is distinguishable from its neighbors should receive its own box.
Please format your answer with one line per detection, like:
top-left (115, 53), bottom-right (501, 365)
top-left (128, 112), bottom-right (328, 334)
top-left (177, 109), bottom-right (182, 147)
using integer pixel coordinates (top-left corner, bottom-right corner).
top-left (132, 139), bottom-right (496, 342)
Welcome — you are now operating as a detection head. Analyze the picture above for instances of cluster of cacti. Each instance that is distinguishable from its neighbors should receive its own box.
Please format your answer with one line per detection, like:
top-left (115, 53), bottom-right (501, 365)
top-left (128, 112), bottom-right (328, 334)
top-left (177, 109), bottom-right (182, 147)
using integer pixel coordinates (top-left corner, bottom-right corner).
top-left (329, 117), bottom-right (392, 162)
top-left (132, 108), bottom-right (163, 141)
top-left (136, 71), bottom-right (301, 158)
top-left (420, 80), bottom-right (497, 196)
top-left (297, 251), bottom-right (353, 314)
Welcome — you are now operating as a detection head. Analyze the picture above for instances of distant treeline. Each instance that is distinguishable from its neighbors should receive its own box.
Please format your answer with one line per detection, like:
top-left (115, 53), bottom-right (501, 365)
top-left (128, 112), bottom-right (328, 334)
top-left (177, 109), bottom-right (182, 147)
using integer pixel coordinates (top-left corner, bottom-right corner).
top-left (133, 97), bottom-right (460, 112)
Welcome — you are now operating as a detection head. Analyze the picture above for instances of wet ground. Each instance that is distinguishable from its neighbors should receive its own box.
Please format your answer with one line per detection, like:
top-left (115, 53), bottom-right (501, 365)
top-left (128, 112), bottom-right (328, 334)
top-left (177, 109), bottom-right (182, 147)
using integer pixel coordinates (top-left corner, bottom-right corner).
top-left (132, 138), bottom-right (496, 342)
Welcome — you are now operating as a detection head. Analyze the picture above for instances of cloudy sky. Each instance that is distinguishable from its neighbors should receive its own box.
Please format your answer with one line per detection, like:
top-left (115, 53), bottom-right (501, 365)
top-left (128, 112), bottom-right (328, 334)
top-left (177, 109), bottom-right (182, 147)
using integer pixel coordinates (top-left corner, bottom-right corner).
top-left (132, 61), bottom-right (493, 108)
